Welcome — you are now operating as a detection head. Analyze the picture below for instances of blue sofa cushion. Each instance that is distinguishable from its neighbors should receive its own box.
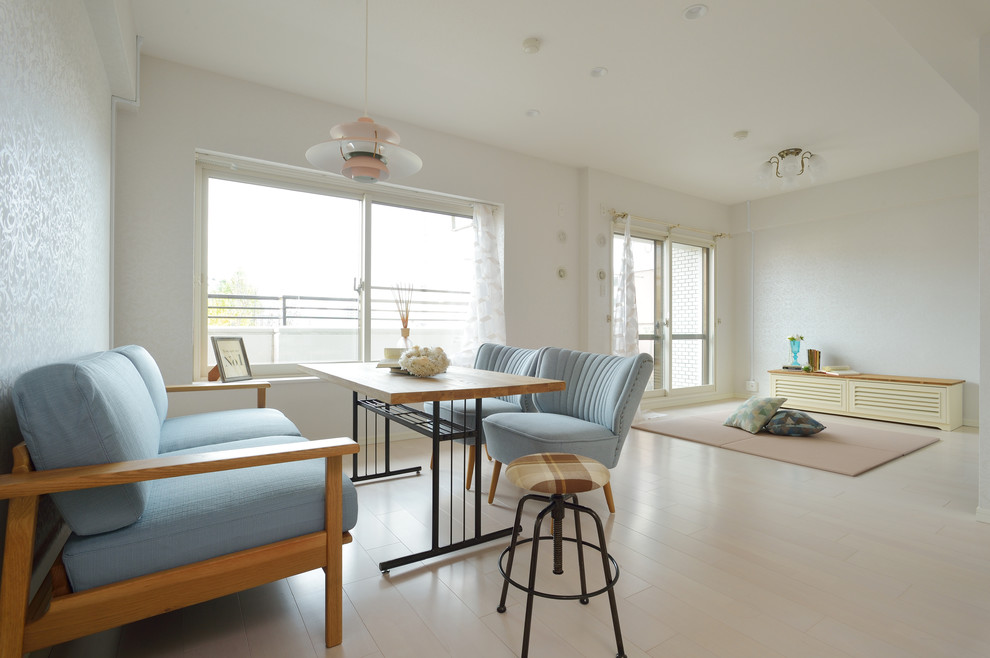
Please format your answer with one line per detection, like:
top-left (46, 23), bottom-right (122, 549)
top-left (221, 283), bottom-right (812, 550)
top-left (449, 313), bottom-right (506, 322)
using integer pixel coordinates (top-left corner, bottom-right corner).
top-left (13, 352), bottom-right (160, 535)
top-left (483, 412), bottom-right (620, 467)
top-left (159, 408), bottom-right (301, 453)
top-left (113, 345), bottom-right (168, 426)
top-left (61, 436), bottom-right (358, 591)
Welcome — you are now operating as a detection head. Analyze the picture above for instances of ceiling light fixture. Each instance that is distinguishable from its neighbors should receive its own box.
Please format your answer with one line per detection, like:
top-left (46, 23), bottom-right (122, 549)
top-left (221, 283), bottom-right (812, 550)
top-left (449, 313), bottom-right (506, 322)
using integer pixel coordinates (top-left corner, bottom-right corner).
top-left (758, 148), bottom-right (826, 189)
top-left (522, 37), bottom-right (541, 54)
top-left (590, 66), bottom-right (608, 78)
top-left (683, 4), bottom-right (708, 20)
top-left (306, 0), bottom-right (421, 183)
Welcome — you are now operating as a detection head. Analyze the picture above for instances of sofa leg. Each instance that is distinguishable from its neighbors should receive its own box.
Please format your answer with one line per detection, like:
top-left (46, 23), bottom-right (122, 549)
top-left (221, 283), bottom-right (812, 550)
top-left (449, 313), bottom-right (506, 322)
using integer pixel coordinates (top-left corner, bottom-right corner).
top-left (0, 494), bottom-right (39, 658)
top-left (325, 458), bottom-right (343, 648)
top-left (603, 482), bottom-right (616, 514)
top-left (488, 461), bottom-right (502, 504)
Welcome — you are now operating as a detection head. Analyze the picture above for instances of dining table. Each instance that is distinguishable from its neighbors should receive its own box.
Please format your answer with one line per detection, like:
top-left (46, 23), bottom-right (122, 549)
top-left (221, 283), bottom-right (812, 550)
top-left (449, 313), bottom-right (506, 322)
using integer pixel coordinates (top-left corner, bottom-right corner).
top-left (299, 362), bottom-right (565, 572)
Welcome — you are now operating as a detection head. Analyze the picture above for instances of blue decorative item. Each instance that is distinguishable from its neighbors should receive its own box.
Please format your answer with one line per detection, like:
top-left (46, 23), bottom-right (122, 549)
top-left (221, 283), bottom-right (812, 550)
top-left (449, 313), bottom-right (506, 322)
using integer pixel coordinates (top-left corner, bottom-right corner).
top-left (788, 338), bottom-right (801, 366)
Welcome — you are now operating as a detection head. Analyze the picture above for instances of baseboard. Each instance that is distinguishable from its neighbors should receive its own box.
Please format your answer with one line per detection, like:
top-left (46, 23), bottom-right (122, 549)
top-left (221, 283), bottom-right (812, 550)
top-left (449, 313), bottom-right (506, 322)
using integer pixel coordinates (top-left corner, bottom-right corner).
top-left (641, 391), bottom-right (735, 412)
top-left (975, 507), bottom-right (990, 524)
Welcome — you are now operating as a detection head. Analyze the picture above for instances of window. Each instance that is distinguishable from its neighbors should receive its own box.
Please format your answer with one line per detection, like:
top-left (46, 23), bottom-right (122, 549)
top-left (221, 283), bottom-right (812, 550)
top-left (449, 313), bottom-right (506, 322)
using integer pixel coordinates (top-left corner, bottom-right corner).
top-left (612, 230), bottom-right (714, 394)
top-left (195, 154), bottom-right (477, 377)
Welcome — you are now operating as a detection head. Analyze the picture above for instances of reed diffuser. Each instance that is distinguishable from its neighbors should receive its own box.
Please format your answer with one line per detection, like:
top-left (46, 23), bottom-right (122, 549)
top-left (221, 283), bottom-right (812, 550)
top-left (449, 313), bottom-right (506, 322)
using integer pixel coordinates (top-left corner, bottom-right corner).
top-left (393, 283), bottom-right (413, 349)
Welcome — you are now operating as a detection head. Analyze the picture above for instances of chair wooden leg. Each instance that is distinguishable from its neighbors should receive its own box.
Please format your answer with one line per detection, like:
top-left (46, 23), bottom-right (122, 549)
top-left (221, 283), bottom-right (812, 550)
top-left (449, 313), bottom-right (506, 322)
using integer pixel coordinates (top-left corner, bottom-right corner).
top-left (485, 444), bottom-right (492, 461)
top-left (466, 445), bottom-right (476, 490)
top-left (488, 461), bottom-right (502, 504)
top-left (603, 481), bottom-right (616, 514)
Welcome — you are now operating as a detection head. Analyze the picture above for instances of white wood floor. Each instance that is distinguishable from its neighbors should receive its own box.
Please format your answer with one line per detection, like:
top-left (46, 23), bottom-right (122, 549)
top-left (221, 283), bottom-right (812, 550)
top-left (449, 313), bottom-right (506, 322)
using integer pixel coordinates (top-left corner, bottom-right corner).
top-left (31, 400), bottom-right (990, 657)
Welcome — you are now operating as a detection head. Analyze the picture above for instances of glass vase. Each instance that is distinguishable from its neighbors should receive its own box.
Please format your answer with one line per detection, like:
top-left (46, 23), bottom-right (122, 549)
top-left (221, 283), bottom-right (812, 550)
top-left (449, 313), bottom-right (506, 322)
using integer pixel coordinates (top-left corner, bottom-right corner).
top-left (788, 339), bottom-right (801, 366)
top-left (397, 327), bottom-right (412, 351)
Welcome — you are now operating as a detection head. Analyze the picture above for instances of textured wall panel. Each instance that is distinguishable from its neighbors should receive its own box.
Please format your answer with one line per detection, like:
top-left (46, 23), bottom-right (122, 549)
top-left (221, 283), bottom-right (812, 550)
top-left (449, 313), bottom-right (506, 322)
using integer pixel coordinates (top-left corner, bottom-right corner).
top-left (0, 0), bottom-right (111, 566)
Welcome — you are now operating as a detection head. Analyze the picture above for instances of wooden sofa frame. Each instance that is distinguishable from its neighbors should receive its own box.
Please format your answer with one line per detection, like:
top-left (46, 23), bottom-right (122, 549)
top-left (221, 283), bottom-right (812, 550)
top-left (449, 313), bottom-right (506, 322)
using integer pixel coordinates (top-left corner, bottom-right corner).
top-left (0, 435), bottom-right (358, 656)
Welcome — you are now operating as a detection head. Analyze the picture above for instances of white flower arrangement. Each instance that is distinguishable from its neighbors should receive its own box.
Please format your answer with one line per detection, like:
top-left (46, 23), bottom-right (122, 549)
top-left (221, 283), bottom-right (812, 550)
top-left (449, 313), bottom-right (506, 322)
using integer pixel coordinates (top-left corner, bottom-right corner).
top-left (398, 346), bottom-right (450, 377)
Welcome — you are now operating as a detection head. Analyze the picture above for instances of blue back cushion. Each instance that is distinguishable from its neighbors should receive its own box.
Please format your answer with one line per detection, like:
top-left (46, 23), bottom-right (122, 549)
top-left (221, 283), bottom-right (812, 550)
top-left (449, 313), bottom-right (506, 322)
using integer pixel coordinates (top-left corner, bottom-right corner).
top-left (113, 345), bottom-right (168, 426)
top-left (13, 351), bottom-right (161, 535)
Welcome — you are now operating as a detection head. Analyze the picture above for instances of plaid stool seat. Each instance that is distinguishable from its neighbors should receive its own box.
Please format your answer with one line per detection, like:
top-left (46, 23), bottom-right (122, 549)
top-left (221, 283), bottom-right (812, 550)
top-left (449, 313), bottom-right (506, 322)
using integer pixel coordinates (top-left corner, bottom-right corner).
top-left (505, 452), bottom-right (610, 496)
top-left (497, 453), bottom-right (625, 658)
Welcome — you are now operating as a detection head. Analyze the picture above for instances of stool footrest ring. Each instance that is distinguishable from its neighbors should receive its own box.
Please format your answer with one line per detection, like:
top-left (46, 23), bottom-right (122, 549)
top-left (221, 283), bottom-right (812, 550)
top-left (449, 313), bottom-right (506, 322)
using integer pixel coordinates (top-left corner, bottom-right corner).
top-left (498, 535), bottom-right (620, 601)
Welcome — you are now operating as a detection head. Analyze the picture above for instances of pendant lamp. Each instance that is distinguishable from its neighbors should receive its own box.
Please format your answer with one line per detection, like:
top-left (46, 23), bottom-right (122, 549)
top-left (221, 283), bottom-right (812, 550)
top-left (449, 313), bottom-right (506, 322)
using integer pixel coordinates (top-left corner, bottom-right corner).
top-left (306, 0), bottom-right (421, 182)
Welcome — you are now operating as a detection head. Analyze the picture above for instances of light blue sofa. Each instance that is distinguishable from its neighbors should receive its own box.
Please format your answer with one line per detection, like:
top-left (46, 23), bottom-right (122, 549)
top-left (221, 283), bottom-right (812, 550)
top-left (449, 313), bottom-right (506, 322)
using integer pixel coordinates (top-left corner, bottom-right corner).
top-left (0, 345), bottom-right (358, 653)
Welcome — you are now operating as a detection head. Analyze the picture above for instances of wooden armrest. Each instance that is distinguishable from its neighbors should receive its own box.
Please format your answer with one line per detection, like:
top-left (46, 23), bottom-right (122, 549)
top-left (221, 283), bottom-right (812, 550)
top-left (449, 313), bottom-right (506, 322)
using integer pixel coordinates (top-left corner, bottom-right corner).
top-left (165, 380), bottom-right (271, 408)
top-left (0, 437), bottom-right (358, 500)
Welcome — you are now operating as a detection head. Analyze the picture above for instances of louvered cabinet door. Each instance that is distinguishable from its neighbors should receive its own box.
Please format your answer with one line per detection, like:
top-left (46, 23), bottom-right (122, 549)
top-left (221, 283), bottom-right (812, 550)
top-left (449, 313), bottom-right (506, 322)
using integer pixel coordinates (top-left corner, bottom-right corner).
top-left (769, 373), bottom-right (846, 413)
top-left (848, 380), bottom-right (960, 431)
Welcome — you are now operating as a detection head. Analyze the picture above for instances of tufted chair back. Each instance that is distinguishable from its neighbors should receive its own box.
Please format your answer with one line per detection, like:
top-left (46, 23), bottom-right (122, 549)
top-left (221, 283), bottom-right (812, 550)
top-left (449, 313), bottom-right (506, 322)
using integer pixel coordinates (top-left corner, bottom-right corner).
top-left (473, 343), bottom-right (543, 410)
top-left (530, 347), bottom-right (653, 462)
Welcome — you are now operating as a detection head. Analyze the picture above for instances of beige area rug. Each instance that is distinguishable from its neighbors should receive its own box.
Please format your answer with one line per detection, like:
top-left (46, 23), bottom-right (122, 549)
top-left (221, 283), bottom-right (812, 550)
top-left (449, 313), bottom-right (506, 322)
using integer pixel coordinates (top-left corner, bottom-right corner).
top-left (632, 411), bottom-right (939, 476)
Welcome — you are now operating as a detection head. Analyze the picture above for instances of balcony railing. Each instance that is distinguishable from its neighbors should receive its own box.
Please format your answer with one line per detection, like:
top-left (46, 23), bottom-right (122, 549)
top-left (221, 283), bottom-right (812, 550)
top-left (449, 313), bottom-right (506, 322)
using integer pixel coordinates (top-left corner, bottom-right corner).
top-left (208, 285), bottom-right (469, 328)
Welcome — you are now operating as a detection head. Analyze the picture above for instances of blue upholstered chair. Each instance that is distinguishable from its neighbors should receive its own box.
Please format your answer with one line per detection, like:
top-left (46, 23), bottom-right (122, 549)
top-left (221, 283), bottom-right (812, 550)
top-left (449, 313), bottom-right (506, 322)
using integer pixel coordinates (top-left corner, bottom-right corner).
top-left (483, 348), bottom-right (653, 513)
top-left (427, 343), bottom-right (542, 488)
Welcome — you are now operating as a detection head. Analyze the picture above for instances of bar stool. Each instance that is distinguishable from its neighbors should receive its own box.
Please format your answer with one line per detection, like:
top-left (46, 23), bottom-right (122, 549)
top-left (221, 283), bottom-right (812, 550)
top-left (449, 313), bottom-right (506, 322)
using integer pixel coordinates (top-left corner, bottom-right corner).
top-left (496, 453), bottom-right (625, 658)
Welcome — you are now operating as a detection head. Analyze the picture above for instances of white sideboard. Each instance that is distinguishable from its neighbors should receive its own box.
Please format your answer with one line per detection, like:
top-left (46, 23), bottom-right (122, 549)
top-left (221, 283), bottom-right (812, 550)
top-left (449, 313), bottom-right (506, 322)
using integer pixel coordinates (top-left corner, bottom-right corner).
top-left (768, 370), bottom-right (964, 431)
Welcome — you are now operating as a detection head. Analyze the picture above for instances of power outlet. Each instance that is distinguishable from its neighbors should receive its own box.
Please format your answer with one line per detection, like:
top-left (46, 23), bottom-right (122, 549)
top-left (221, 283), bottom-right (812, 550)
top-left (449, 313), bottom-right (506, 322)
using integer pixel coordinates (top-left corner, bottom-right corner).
top-left (745, 380), bottom-right (758, 392)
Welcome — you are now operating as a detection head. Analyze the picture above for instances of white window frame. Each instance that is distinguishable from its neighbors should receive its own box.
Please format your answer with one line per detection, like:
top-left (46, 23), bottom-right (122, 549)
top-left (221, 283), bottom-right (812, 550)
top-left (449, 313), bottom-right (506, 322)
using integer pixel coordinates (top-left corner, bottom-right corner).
top-left (193, 150), bottom-right (481, 380)
top-left (612, 221), bottom-right (717, 397)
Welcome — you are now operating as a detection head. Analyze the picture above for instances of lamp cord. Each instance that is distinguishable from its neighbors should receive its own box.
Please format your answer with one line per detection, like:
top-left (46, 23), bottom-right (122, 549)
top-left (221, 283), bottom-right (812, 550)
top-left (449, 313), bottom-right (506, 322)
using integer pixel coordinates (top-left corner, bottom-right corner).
top-left (363, 0), bottom-right (369, 116)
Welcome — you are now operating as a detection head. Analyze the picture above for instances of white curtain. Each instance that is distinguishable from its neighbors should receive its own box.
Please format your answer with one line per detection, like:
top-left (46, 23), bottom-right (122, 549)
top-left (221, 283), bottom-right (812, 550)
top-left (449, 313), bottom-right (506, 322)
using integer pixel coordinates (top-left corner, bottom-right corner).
top-left (612, 219), bottom-right (640, 358)
top-left (454, 203), bottom-right (506, 366)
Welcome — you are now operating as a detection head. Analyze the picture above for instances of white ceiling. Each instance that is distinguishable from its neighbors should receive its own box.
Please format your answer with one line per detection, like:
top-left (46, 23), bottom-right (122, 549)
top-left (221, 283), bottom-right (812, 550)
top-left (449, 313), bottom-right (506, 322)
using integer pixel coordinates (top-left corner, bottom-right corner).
top-left (129, 0), bottom-right (989, 205)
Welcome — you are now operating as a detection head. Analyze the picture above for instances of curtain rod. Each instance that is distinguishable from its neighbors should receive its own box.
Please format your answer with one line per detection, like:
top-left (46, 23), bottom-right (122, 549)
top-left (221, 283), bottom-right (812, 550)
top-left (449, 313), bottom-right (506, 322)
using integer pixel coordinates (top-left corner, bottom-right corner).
top-left (609, 209), bottom-right (729, 240)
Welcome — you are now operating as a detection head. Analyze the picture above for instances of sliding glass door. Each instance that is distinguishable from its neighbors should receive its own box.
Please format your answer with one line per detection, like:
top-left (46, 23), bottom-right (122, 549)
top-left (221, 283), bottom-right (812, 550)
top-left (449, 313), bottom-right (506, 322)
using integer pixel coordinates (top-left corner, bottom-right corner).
top-left (613, 230), bottom-right (713, 394)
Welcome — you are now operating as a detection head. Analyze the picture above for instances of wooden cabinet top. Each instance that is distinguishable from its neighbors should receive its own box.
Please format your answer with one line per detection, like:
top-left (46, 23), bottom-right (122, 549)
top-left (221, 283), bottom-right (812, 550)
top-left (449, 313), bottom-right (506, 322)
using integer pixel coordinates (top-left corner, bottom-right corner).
top-left (769, 370), bottom-right (964, 387)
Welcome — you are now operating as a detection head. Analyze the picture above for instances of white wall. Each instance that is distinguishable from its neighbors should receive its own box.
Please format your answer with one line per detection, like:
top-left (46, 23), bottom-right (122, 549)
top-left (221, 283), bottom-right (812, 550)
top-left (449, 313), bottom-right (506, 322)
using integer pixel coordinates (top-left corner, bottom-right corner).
top-left (730, 153), bottom-right (980, 425)
top-left (0, 0), bottom-right (115, 573)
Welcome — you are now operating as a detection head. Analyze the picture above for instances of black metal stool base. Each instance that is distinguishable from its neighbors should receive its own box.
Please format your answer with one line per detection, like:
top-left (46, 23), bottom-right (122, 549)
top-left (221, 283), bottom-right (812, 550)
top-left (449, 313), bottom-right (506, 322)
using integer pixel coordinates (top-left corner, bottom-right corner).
top-left (496, 492), bottom-right (625, 658)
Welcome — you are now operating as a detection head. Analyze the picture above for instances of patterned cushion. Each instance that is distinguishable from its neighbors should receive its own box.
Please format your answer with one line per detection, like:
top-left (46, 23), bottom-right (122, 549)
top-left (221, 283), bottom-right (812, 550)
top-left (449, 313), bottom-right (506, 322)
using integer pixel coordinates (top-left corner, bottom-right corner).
top-left (505, 453), bottom-right (610, 495)
top-left (724, 396), bottom-right (787, 434)
top-left (764, 409), bottom-right (826, 436)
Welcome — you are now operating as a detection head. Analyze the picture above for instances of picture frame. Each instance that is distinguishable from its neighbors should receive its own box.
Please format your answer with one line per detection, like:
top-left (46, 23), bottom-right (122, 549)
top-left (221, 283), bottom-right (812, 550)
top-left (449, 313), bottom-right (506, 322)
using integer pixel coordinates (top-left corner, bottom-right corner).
top-left (210, 336), bottom-right (252, 382)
